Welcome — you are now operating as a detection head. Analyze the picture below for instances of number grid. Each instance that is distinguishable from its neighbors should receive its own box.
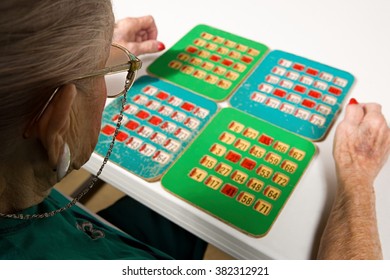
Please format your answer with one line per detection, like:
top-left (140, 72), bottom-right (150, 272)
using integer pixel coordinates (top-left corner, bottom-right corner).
top-left (230, 50), bottom-right (354, 141)
top-left (148, 24), bottom-right (269, 101)
top-left (162, 108), bottom-right (316, 236)
top-left (95, 76), bottom-right (218, 181)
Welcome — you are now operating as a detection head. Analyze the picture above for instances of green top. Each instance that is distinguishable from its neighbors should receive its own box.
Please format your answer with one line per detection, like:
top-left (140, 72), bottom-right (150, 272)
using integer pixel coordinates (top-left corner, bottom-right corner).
top-left (0, 190), bottom-right (172, 260)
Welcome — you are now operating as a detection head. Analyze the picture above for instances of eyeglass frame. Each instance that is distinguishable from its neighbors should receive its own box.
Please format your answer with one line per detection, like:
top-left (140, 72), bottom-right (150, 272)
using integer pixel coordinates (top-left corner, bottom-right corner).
top-left (26, 43), bottom-right (142, 134)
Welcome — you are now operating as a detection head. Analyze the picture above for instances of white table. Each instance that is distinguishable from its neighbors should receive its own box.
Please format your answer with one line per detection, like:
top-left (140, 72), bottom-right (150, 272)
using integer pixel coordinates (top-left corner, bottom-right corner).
top-left (84, 0), bottom-right (390, 259)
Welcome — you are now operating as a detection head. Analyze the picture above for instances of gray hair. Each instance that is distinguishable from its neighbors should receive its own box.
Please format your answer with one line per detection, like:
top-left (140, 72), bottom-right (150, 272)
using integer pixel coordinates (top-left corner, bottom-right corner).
top-left (0, 0), bottom-right (114, 157)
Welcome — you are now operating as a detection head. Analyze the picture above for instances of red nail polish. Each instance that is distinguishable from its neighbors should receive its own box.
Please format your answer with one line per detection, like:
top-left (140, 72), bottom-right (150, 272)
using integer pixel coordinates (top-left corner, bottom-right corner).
top-left (157, 42), bottom-right (165, 51)
top-left (349, 98), bottom-right (359, 105)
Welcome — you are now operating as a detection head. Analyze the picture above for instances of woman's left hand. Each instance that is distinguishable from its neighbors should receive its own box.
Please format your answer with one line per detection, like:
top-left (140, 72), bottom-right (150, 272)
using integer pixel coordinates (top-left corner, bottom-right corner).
top-left (113, 15), bottom-right (165, 56)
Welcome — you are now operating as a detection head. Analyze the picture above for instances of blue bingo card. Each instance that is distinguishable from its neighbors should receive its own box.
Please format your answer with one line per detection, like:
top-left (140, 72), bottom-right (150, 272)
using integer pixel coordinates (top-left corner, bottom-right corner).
top-left (230, 50), bottom-right (354, 141)
top-left (95, 75), bottom-right (218, 181)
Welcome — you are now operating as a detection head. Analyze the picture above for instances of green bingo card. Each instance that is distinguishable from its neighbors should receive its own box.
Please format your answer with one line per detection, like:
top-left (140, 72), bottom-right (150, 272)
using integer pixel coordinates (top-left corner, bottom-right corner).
top-left (148, 24), bottom-right (269, 101)
top-left (162, 108), bottom-right (316, 237)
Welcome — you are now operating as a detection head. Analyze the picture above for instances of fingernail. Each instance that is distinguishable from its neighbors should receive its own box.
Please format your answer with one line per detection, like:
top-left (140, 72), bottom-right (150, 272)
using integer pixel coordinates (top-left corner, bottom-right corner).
top-left (157, 42), bottom-right (165, 51)
top-left (349, 98), bottom-right (359, 105)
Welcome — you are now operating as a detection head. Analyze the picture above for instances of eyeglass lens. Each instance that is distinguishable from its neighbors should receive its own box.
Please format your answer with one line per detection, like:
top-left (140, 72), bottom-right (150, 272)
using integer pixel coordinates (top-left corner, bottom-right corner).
top-left (105, 45), bottom-right (134, 98)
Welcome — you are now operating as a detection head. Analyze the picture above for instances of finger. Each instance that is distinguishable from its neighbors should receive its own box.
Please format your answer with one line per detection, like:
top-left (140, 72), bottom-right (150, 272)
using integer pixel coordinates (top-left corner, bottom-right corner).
top-left (362, 103), bottom-right (382, 115)
top-left (126, 40), bottom-right (165, 56)
top-left (136, 15), bottom-right (158, 40)
top-left (343, 102), bottom-right (365, 125)
top-left (348, 98), bottom-right (359, 105)
top-left (134, 30), bottom-right (146, 42)
top-left (387, 130), bottom-right (390, 153)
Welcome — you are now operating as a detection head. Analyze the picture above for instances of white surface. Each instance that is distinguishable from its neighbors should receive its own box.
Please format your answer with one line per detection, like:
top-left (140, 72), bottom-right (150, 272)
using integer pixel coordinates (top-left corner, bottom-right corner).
top-left (84, 0), bottom-right (390, 259)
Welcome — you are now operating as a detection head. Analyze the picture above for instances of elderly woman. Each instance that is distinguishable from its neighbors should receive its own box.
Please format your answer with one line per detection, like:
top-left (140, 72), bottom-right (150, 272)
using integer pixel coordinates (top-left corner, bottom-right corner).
top-left (0, 0), bottom-right (389, 260)
top-left (0, 0), bottom-right (206, 260)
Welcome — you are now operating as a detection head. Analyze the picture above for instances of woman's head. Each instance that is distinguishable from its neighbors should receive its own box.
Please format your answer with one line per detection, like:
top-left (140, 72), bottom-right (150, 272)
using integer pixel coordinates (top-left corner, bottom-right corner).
top-left (0, 0), bottom-right (114, 169)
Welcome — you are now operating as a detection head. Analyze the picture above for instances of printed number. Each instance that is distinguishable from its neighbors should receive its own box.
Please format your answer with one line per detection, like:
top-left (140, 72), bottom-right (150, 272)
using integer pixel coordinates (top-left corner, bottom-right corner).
top-left (289, 148), bottom-right (305, 161)
top-left (272, 173), bottom-right (289, 187)
top-left (193, 107), bottom-right (209, 119)
top-left (233, 63), bottom-right (247, 72)
top-left (247, 178), bottom-right (264, 192)
top-left (188, 168), bottom-right (207, 182)
top-left (168, 60), bottom-right (182, 69)
top-left (228, 121), bottom-right (245, 133)
top-left (281, 160), bottom-right (298, 174)
top-left (174, 128), bottom-right (191, 141)
top-left (231, 171), bottom-right (248, 184)
top-left (219, 132), bottom-right (236, 145)
top-left (142, 85), bottom-right (158, 95)
top-left (126, 137), bottom-right (142, 150)
top-left (184, 118), bottom-right (200, 130)
top-left (214, 36), bottom-right (225, 44)
top-left (177, 52), bottom-right (190, 61)
top-left (243, 128), bottom-right (259, 139)
top-left (295, 109), bottom-right (310, 120)
top-left (139, 144), bottom-right (156, 157)
top-left (234, 139), bottom-right (250, 151)
top-left (164, 139), bottom-right (181, 152)
top-left (256, 165), bottom-right (273, 179)
top-left (201, 32), bottom-right (213, 40)
top-left (213, 66), bottom-right (226, 75)
top-left (215, 163), bottom-right (232, 176)
top-left (200, 155), bottom-right (217, 169)
top-left (310, 114), bottom-right (326, 126)
top-left (317, 105), bottom-right (332, 116)
top-left (265, 153), bottom-right (281, 166)
top-left (171, 111), bottom-right (186, 122)
top-left (265, 98), bottom-right (280, 109)
top-left (264, 186), bottom-right (281, 200)
top-left (180, 65), bottom-right (194, 74)
top-left (152, 151), bottom-right (170, 165)
top-left (249, 145), bottom-right (266, 158)
top-left (204, 176), bottom-right (223, 190)
top-left (210, 144), bottom-right (226, 157)
top-left (237, 192), bottom-right (255, 206)
top-left (280, 103), bottom-right (295, 114)
top-left (273, 142), bottom-right (290, 153)
top-left (254, 200), bottom-right (272, 215)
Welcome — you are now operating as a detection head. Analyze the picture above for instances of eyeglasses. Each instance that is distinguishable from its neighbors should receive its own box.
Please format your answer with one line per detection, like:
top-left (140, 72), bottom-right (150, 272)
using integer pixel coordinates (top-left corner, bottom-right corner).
top-left (25, 43), bottom-right (141, 135)
top-left (78, 43), bottom-right (142, 98)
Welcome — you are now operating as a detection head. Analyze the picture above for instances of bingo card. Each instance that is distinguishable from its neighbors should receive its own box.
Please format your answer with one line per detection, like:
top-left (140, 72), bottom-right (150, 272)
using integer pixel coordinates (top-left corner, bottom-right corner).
top-left (148, 24), bottom-right (269, 101)
top-left (230, 50), bottom-right (354, 141)
top-left (162, 108), bottom-right (316, 237)
top-left (95, 75), bottom-right (218, 182)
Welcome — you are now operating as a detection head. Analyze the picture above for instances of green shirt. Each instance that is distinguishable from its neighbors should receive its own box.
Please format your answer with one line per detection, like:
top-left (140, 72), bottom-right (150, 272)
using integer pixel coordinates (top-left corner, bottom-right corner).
top-left (0, 190), bottom-right (173, 260)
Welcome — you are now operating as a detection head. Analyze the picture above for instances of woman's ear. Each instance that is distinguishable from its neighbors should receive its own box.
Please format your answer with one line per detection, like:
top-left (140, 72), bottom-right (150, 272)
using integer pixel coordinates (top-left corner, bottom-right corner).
top-left (34, 84), bottom-right (77, 168)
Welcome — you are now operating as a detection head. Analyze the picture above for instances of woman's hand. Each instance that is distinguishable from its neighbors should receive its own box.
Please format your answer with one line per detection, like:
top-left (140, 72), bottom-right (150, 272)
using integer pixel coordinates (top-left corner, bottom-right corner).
top-left (318, 100), bottom-right (389, 260)
top-left (333, 100), bottom-right (390, 187)
top-left (113, 15), bottom-right (165, 56)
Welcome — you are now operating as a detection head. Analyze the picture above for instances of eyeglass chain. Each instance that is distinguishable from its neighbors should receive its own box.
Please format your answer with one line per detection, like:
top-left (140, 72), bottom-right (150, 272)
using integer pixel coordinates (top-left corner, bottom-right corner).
top-left (0, 91), bottom-right (127, 220)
